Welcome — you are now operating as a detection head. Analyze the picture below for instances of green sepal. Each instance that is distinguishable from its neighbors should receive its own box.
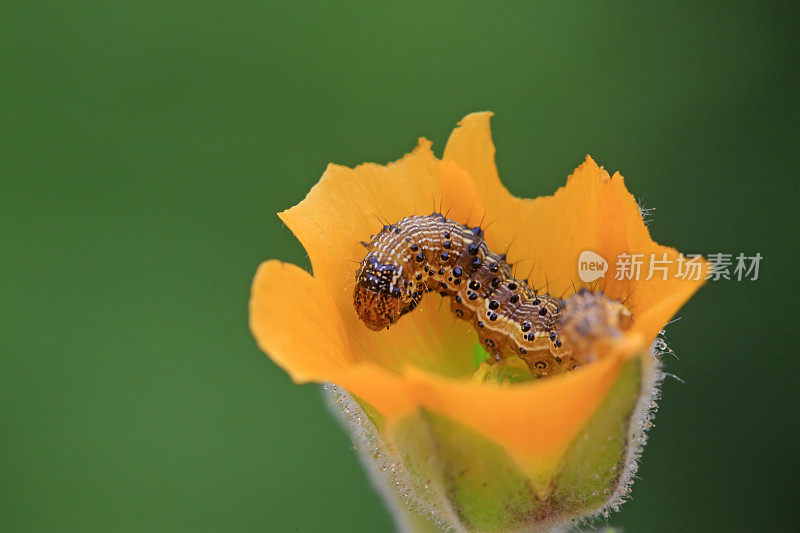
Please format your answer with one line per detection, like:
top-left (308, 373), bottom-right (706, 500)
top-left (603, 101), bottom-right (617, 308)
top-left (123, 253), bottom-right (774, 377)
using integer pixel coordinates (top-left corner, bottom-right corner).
top-left (549, 357), bottom-right (641, 512)
top-left (376, 355), bottom-right (644, 531)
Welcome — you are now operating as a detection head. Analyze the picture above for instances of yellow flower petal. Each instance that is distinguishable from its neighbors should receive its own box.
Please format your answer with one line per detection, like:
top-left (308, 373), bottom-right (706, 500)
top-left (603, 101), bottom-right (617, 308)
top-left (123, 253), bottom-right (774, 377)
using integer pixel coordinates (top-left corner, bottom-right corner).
top-left (443, 112), bottom-right (708, 343)
top-left (249, 260), bottom-right (353, 382)
top-left (278, 139), bottom-right (486, 376)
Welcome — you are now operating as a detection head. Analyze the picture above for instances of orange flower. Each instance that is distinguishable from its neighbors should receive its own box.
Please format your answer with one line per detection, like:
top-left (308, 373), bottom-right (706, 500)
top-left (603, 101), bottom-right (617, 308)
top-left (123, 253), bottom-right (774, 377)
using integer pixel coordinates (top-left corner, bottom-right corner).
top-left (250, 113), bottom-right (707, 529)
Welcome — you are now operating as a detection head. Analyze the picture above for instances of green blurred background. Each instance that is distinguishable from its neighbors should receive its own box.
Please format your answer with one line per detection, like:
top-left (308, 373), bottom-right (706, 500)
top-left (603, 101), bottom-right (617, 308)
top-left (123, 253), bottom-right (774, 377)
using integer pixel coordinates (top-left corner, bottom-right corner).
top-left (2, 2), bottom-right (797, 531)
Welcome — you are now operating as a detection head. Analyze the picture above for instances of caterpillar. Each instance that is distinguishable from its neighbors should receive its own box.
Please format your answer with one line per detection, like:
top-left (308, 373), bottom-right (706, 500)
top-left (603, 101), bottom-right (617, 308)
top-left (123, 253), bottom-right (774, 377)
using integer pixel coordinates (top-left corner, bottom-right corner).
top-left (353, 213), bottom-right (633, 377)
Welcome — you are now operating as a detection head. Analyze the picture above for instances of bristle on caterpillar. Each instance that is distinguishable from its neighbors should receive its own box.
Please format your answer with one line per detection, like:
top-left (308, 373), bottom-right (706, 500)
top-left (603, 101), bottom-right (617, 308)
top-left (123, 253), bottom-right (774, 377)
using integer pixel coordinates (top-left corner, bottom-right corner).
top-left (353, 214), bottom-right (633, 377)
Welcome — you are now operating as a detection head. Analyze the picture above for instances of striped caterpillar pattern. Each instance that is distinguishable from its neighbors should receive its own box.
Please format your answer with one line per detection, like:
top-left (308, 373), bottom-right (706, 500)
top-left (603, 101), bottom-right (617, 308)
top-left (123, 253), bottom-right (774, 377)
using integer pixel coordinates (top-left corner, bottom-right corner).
top-left (353, 213), bottom-right (633, 377)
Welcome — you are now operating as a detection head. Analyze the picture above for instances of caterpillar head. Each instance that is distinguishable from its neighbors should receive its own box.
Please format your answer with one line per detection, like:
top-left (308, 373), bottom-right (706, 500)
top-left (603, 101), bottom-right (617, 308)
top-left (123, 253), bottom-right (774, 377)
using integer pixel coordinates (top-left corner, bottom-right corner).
top-left (354, 254), bottom-right (419, 331)
top-left (558, 289), bottom-right (634, 363)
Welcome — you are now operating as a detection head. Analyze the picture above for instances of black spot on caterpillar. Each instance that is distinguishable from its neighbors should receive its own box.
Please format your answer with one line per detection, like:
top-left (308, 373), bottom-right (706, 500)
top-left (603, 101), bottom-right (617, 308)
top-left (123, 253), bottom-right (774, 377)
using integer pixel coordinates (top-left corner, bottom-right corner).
top-left (353, 214), bottom-right (634, 377)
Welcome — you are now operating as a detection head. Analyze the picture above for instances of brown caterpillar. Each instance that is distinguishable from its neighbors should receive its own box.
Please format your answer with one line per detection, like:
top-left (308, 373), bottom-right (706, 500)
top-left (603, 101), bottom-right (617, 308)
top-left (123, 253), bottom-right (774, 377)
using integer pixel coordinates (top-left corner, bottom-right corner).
top-left (353, 213), bottom-right (633, 377)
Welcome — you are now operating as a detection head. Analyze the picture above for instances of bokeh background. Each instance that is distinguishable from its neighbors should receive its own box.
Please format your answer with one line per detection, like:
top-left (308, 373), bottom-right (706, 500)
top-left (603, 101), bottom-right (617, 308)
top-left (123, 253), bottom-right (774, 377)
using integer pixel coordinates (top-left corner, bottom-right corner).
top-left (2, 2), bottom-right (797, 531)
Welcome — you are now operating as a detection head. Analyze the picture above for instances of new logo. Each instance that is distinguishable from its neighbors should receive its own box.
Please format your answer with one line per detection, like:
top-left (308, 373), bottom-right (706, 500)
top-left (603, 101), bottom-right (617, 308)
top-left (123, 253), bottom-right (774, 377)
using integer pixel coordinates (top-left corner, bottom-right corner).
top-left (578, 250), bottom-right (608, 283)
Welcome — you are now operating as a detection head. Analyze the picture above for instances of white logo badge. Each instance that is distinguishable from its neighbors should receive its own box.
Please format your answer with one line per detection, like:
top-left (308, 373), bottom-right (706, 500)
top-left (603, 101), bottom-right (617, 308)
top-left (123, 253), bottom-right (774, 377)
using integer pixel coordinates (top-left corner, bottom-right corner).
top-left (578, 250), bottom-right (608, 283)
